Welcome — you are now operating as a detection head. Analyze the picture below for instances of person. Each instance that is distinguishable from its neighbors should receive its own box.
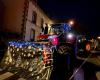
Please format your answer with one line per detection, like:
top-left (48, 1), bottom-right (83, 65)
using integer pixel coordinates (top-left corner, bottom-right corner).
top-left (41, 26), bottom-right (44, 34)
top-left (44, 23), bottom-right (48, 34)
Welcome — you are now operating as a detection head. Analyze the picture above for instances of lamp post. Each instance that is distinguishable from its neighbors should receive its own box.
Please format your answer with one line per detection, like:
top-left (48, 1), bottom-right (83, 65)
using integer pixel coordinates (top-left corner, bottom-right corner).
top-left (69, 21), bottom-right (74, 25)
top-left (68, 20), bottom-right (75, 27)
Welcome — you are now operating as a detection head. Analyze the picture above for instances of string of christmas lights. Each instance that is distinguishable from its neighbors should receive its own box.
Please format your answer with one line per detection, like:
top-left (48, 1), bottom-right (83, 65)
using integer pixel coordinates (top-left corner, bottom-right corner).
top-left (1, 41), bottom-right (53, 80)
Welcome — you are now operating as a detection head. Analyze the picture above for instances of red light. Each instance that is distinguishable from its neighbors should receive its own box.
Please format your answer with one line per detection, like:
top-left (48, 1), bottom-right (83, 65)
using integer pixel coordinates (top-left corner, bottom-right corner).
top-left (48, 35), bottom-right (59, 45)
top-left (51, 37), bottom-right (58, 45)
top-left (86, 43), bottom-right (91, 51)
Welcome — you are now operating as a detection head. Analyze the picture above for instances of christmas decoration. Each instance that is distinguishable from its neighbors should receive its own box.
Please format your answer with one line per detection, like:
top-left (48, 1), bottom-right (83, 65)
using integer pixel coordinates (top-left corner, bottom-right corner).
top-left (1, 41), bottom-right (53, 80)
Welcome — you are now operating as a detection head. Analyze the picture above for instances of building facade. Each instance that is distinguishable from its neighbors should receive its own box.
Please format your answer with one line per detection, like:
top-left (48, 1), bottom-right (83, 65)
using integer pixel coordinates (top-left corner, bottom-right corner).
top-left (1, 0), bottom-right (54, 41)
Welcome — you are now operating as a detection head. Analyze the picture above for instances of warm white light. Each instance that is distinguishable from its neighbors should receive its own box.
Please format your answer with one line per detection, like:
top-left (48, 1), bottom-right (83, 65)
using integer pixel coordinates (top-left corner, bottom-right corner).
top-left (28, 46), bottom-right (32, 49)
top-left (32, 55), bottom-right (33, 57)
top-left (10, 49), bottom-right (12, 52)
top-left (24, 54), bottom-right (26, 56)
top-left (68, 20), bottom-right (75, 26)
top-left (9, 57), bottom-right (12, 63)
top-left (13, 54), bottom-right (15, 56)
top-left (26, 62), bottom-right (29, 65)
top-left (68, 20), bottom-right (74, 26)
top-left (22, 53), bottom-right (23, 55)
top-left (17, 48), bottom-right (19, 51)
top-left (28, 53), bottom-right (31, 57)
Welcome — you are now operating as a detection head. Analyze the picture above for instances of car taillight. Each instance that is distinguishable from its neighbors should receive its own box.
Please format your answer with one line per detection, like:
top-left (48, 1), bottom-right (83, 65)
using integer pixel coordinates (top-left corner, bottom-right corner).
top-left (85, 43), bottom-right (91, 51)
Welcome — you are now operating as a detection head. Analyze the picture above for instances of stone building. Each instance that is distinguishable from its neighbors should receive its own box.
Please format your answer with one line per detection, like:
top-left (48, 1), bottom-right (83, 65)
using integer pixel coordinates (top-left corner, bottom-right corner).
top-left (0, 0), bottom-right (54, 41)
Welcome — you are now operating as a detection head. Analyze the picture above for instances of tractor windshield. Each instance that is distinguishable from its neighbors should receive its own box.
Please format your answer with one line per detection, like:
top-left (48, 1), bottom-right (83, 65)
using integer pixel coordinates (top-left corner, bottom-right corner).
top-left (49, 23), bottom-right (71, 35)
top-left (50, 24), bottom-right (63, 35)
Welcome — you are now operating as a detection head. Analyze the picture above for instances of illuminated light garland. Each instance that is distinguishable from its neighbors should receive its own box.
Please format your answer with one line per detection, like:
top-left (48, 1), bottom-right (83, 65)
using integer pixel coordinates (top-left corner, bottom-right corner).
top-left (28, 46), bottom-right (32, 49)
top-left (17, 48), bottom-right (19, 51)
top-left (1, 41), bottom-right (53, 80)
top-left (13, 54), bottom-right (15, 57)
top-left (19, 45), bottom-right (22, 48)
top-left (28, 53), bottom-right (31, 57)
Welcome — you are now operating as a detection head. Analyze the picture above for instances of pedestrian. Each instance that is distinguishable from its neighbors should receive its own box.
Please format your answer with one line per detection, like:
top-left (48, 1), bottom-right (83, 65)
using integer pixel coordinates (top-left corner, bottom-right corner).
top-left (44, 23), bottom-right (48, 34)
top-left (41, 26), bottom-right (44, 34)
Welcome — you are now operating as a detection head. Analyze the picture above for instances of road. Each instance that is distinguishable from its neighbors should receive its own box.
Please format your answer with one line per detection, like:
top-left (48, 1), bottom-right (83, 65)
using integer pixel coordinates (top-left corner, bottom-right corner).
top-left (0, 57), bottom-right (100, 80)
top-left (76, 53), bottom-right (100, 80)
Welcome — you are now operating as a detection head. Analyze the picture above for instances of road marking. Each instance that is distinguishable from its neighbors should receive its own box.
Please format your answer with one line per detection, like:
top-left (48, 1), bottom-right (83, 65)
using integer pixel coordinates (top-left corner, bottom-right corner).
top-left (0, 72), bottom-right (14, 80)
top-left (73, 68), bottom-right (84, 80)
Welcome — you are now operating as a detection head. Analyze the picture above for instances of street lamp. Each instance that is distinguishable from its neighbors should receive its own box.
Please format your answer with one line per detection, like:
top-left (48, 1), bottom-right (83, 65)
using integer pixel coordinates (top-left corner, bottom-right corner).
top-left (68, 20), bottom-right (74, 26)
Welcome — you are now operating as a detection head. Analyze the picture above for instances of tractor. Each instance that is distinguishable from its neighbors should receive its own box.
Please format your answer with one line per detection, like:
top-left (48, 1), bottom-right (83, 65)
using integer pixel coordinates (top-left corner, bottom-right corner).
top-left (0, 23), bottom-right (76, 80)
top-left (37, 23), bottom-right (76, 79)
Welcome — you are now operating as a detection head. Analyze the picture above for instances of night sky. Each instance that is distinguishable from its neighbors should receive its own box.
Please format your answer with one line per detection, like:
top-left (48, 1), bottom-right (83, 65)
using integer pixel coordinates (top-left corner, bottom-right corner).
top-left (37, 0), bottom-right (100, 35)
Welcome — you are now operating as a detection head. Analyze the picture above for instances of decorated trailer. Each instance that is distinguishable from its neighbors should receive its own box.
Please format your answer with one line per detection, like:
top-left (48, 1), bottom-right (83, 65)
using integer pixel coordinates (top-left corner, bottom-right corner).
top-left (0, 41), bottom-right (53, 80)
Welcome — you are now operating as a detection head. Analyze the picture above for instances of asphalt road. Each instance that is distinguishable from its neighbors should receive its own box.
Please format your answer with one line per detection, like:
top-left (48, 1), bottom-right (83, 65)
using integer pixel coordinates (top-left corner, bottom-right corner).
top-left (0, 58), bottom-right (100, 80)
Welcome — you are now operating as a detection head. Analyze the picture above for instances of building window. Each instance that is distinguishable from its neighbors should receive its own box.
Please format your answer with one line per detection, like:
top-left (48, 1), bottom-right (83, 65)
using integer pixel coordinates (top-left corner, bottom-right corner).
top-left (32, 11), bottom-right (37, 24)
top-left (30, 28), bottom-right (35, 41)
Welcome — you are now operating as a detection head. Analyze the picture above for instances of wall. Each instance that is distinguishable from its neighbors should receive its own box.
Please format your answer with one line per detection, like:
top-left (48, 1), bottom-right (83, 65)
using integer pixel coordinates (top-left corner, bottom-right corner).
top-left (1, 0), bottom-right (54, 41)
top-left (2, 0), bottom-right (25, 33)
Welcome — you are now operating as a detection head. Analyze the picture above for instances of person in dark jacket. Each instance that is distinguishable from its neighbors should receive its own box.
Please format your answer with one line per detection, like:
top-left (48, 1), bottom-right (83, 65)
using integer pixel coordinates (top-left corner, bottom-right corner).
top-left (44, 23), bottom-right (48, 34)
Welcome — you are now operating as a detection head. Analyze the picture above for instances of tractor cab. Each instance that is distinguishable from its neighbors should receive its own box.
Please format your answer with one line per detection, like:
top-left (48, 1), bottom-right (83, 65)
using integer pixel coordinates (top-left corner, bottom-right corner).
top-left (37, 23), bottom-right (76, 45)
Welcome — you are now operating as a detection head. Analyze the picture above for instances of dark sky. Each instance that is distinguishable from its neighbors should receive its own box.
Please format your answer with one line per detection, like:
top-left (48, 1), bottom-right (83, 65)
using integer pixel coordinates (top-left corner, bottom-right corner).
top-left (37, 0), bottom-right (100, 35)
